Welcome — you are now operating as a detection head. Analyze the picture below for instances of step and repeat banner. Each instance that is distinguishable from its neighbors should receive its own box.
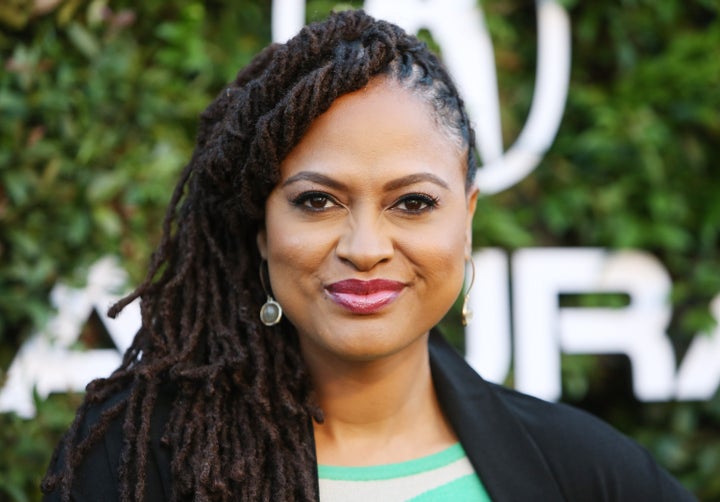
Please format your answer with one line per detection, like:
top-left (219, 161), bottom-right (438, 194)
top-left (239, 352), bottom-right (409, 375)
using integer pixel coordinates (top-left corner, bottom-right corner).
top-left (2, 0), bottom-right (718, 418)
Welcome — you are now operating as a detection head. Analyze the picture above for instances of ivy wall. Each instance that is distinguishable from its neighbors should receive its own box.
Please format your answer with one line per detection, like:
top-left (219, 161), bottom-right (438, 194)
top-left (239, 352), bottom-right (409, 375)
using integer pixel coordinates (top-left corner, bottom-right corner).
top-left (1, 1), bottom-right (718, 499)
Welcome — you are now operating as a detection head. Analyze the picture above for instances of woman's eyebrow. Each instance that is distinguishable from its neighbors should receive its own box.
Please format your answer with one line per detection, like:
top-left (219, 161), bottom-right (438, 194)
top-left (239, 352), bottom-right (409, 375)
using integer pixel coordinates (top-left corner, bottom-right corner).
top-left (383, 173), bottom-right (450, 191)
top-left (281, 171), bottom-right (347, 190)
top-left (281, 171), bottom-right (450, 191)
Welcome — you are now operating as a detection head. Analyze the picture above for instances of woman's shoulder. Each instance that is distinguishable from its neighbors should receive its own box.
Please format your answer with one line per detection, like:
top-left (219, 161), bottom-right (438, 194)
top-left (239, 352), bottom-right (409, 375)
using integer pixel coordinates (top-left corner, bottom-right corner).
top-left (489, 382), bottom-right (642, 455)
top-left (490, 384), bottom-right (695, 500)
top-left (428, 330), bottom-right (696, 501)
top-left (489, 381), bottom-right (625, 440)
top-left (43, 380), bottom-right (176, 501)
top-left (429, 329), bottom-right (651, 461)
top-left (75, 380), bottom-right (177, 450)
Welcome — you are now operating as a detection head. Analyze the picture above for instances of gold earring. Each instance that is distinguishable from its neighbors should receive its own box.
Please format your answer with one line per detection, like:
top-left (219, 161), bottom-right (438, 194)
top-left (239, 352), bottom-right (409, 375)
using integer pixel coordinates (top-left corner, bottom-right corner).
top-left (461, 257), bottom-right (475, 327)
top-left (259, 260), bottom-right (282, 326)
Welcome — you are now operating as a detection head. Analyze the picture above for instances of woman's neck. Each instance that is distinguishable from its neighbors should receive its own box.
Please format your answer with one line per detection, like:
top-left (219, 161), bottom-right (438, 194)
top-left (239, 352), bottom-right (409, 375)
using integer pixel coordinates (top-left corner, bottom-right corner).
top-left (304, 333), bottom-right (457, 466)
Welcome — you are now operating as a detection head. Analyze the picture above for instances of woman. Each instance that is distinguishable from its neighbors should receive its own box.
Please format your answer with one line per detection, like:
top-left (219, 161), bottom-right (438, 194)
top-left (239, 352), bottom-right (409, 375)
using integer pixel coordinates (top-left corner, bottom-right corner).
top-left (43, 9), bottom-right (694, 501)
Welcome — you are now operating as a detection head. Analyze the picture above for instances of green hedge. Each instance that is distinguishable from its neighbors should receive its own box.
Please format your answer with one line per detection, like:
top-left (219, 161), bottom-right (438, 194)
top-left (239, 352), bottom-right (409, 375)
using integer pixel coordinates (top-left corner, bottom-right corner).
top-left (1, 0), bottom-right (718, 499)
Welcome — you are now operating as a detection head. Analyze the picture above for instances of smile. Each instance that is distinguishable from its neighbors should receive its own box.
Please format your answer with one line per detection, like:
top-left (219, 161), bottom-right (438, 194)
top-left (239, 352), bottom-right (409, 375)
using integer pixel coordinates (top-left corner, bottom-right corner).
top-left (325, 279), bottom-right (405, 314)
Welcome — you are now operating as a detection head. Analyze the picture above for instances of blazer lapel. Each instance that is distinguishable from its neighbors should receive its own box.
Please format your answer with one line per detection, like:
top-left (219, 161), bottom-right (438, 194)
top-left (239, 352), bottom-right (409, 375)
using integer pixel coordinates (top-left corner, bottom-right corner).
top-left (429, 330), bottom-right (566, 502)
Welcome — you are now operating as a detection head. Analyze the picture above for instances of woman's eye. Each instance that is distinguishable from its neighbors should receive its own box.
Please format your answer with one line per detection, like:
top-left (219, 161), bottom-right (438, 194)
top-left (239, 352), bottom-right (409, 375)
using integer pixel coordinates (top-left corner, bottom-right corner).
top-left (394, 194), bottom-right (438, 213)
top-left (292, 192), bottom-right (338, 211)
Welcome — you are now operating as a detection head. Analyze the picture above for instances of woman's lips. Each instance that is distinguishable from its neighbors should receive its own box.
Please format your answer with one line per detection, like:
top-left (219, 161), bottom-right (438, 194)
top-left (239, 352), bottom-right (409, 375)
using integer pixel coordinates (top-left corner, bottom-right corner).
top-left (325, 279), bottom-right (405, 314)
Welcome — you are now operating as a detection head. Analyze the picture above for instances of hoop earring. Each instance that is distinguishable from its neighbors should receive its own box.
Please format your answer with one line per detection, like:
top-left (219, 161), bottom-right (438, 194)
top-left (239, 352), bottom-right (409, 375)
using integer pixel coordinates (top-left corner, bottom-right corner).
top-left (461, 257), bottom-right (475, 327)
top-left (259, 260), bottom-right (282, 326)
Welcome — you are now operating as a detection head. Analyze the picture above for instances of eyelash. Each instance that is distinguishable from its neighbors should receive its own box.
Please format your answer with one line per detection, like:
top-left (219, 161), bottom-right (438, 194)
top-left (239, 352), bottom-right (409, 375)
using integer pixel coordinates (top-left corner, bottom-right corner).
top-left (290, 191), bottom-right (439, 214)
top-left (393, 193), bottom-right (439, 213)
top-left (291, 191), bottom-right (341, 211)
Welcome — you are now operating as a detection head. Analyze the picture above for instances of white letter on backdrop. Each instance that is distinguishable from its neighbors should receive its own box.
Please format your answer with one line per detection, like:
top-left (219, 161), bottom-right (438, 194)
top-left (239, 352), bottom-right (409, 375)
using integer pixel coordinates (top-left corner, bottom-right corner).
top-left (513, 249), bottom-right (676, 401)
top-left (675, 294), bottom-right (720, 400)
top-left (0, 258), bottom-right (138, 418)
top-left (465, 249), bottom-right (512, 383)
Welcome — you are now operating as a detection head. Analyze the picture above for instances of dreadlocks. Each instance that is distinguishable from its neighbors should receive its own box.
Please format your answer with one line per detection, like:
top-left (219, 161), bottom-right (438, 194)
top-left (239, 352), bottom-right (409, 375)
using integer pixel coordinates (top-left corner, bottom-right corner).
top-left (42, 9), bottom-right (477, 501)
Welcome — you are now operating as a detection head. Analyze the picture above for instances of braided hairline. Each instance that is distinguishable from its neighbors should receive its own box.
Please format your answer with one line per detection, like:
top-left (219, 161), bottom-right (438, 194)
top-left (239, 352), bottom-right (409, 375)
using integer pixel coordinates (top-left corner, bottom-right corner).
top-left (41, 10), bottom-right (476, 501)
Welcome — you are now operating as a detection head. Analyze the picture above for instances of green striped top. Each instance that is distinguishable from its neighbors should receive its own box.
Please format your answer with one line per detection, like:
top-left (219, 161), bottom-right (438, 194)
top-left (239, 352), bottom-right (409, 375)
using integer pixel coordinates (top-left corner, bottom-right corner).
top-left (318, 443), bottom-right (491, 501)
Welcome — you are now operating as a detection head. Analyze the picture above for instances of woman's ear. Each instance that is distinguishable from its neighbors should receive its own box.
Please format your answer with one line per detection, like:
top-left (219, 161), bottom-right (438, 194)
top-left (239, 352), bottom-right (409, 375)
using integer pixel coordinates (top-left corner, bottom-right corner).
top-left (256, 228), bottom-right (268, 260)
top-left (465, 187), bottom-right (479, 259)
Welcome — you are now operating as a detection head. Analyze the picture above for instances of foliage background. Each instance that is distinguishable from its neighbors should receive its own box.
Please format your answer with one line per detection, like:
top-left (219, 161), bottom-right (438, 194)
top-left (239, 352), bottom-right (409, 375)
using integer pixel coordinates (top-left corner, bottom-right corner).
top-left (1, 0), bottom-right (718, 500)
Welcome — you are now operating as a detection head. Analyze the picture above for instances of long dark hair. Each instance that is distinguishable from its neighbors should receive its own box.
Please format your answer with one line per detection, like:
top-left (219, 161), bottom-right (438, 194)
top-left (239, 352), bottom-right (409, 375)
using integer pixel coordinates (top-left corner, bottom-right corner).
top-left (42, 9), bottom-right (477, 501)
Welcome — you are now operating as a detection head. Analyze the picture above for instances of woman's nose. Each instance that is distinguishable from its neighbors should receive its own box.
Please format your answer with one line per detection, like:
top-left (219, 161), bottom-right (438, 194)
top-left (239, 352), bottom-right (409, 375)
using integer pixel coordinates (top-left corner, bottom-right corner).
top-left (335, 213), bottom-right (394, 271)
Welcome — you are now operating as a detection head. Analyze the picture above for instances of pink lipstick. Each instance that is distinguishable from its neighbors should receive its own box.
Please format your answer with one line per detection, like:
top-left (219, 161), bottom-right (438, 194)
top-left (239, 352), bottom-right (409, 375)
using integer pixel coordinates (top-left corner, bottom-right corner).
top-left (325, 279), bottom-right (405, 314)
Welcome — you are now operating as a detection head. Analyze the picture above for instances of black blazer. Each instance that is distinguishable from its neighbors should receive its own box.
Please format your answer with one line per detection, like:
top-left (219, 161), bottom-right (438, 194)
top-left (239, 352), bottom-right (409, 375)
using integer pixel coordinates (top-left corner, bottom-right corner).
top-left (427, 330), bottom-right (695, 501)
top-left (45, 330), bottom-right (696, 501)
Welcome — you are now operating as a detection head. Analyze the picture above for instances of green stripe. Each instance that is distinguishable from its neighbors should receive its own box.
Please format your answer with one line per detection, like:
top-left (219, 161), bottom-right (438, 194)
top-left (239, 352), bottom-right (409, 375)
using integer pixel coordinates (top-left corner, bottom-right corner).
top-left (409, 474), bottom-right (492, 501)
top-left (318, 443), bottom-right (465, 481)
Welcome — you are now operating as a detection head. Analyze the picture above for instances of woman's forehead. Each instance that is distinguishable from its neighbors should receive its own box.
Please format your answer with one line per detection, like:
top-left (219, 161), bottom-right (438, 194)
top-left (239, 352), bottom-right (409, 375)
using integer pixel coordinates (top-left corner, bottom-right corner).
top-left (277, 77), bottom-right (466, 190)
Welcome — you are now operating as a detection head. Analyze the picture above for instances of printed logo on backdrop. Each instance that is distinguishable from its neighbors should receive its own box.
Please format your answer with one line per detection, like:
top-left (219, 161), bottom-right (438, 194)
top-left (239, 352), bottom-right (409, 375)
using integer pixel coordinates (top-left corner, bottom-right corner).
top-left (2, 1), bottom-right (719, 417)
top-left (0, 258), bottom-right (139, 417)
top-left (467, 249), bottom-right (720, 402)
top-left (273, 0), bottom-right (572, 194)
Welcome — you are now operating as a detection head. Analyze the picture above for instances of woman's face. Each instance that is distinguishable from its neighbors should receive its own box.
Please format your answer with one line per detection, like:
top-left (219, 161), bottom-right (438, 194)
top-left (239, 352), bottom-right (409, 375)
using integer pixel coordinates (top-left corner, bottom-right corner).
top-left (258, 77), bottom-right (477, 366)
